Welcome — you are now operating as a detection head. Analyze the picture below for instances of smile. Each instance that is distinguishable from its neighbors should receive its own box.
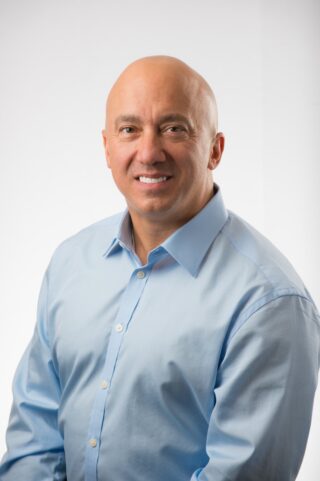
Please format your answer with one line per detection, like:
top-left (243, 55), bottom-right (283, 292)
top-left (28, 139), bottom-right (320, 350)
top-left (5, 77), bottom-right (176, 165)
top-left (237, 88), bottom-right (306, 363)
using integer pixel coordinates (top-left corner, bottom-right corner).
top-left (138, 176), bottom-right (169, 184)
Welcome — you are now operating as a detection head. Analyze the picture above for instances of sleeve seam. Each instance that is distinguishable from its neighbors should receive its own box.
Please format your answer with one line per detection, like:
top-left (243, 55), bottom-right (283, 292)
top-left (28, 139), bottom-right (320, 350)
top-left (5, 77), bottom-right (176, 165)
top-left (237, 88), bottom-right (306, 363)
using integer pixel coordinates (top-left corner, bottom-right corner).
top-left (229, 291), bottom-right (319, 342)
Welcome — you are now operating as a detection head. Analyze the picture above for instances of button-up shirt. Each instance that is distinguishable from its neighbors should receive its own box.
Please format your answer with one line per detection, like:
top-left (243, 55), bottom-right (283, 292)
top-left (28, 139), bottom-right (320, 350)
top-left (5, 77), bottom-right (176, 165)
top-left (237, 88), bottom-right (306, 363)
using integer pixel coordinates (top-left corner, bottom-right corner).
top-left (1, 186), bottom-right (319, 481)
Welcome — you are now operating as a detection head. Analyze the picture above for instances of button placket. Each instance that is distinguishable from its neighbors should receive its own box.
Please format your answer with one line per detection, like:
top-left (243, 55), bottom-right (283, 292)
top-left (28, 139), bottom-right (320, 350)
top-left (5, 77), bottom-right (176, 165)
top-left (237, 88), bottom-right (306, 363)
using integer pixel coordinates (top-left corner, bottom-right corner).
top-left (100, 380), bottom-right (108, 390)
top-left (136, 270), bottom-right (145, 279)
top-left (85, 266), bottom-right (151, 481)
top-left (89, 438), bottom-right (97, 448)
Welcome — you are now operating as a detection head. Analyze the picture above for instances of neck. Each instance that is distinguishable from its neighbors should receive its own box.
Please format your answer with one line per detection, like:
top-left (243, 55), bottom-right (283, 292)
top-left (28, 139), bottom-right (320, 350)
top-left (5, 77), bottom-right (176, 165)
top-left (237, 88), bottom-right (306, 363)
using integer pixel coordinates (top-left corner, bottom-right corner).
top-left (129, 183), bottom-right (216, 265)
top-left (130, 216), bottom-right (178, 265)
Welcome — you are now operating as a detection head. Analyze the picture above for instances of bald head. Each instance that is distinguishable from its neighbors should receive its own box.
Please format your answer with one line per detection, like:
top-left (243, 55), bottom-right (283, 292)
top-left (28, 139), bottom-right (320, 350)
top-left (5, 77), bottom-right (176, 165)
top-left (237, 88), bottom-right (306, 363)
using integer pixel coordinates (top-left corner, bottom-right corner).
top-left (102, 54), bottom-right (225, 233)
top-left (106, 55), bottom-right (218, 136)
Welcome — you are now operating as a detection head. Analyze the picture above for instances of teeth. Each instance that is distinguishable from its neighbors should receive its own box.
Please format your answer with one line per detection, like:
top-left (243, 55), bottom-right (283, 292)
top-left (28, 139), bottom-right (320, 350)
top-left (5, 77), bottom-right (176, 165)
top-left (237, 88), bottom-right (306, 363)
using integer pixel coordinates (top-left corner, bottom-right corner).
top-left (139, 176), bottom-right (168, 184)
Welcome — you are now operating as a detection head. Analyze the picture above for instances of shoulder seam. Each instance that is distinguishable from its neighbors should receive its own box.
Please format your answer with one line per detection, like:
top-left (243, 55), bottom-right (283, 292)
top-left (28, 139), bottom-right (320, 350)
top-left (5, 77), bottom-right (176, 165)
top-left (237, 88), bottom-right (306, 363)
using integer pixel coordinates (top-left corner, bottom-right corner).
top-left (221, 228), bottom-right (276, 289)
top-left (229, 290), bottom-right (317, 342)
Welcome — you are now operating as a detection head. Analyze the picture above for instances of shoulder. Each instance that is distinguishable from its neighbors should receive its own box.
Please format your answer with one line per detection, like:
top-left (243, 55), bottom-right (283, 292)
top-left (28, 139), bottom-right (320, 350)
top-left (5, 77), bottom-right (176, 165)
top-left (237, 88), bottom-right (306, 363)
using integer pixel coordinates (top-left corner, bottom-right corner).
top-left (47, 212), bottom-right (124, 274)
top-left (220, 210), bottom-right (308, 296)
top-left (216, 210), bottom-right (319, 335)
top-left (213, 212), bottom-right (320, 357)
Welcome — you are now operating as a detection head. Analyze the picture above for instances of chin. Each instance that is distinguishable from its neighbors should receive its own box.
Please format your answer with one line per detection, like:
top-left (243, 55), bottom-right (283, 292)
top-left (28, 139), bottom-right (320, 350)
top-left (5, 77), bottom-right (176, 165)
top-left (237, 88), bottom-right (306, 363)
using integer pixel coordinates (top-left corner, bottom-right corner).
top-left (131, 203), bottom-right (174, 218)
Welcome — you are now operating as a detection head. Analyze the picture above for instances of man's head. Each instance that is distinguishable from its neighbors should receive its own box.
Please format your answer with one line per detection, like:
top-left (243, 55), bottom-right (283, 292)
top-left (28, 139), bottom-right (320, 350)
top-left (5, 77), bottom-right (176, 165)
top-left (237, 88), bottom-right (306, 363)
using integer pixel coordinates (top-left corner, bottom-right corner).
top-left (102, 55), bottom-right (224, 230)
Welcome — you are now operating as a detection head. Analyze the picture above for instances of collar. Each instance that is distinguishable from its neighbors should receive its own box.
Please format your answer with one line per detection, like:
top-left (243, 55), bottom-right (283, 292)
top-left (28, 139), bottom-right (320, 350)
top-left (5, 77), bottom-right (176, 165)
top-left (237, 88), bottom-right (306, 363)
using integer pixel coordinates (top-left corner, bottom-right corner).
top-left (104, 184), bottom-right (228, 277)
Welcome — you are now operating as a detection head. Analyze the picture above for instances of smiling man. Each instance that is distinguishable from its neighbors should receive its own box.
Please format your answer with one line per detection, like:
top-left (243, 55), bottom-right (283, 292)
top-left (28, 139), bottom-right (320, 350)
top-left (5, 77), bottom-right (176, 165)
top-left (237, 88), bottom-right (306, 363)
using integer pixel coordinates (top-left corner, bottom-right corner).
top-left (1, 56), bottom-right (319, 481)
top-left (103, 57), bottom-right (224, 264)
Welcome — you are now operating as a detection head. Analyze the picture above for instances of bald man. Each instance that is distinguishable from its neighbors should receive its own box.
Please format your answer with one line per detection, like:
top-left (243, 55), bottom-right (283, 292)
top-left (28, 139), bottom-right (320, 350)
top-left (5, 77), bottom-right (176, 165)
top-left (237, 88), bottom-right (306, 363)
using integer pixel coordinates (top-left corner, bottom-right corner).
top-left (1, 56), bottom-right (319, 481)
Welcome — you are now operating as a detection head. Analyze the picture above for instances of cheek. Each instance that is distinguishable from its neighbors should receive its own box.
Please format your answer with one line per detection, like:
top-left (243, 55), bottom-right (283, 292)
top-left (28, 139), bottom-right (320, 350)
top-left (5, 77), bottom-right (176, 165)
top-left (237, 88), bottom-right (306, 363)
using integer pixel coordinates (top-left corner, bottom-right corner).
top-left (107, 154), bottom-right (125, 186)
top-left (108, 149), bottom-right (130, 176)
top-left (108, 140), bottom-right (133, 163)
top-left (178, 151), bottom-right (203, 175)
top-left (107, 153), bottom-right (135, 195)
top-left (109, 168), bottom-right (130, 199)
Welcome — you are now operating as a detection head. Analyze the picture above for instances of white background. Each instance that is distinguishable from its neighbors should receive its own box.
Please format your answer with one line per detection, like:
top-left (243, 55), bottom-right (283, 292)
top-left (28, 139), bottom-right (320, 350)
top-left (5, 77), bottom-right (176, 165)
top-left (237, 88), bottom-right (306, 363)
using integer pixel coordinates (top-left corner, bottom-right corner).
top-left (0, 0), bottom-right (319, 479)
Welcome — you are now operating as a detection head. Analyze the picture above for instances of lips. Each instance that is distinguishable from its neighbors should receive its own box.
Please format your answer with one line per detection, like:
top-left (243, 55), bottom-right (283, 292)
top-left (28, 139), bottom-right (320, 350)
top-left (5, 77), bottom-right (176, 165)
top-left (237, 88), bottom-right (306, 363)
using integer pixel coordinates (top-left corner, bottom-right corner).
top-left (135, 174), bottom-right (172, 184)
top-left (139, 176), bottom-right (168, 184)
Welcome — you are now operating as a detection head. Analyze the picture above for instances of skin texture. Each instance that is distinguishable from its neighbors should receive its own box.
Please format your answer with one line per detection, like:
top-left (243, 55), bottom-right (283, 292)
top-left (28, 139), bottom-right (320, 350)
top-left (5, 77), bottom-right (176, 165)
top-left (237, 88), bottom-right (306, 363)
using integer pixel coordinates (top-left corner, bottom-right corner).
top-left (102, 56), bottom-right (225, 264)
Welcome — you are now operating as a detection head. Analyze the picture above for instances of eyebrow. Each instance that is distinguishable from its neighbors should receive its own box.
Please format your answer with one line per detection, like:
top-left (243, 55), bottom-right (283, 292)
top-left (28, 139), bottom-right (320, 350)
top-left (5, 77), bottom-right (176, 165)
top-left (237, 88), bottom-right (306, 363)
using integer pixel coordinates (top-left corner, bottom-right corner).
top-left (114, 115), bottom-right (142, 129)
top-left (114, 113), bottom-right (193, 129)
top-left (158, 113), bottom-right (191, 125)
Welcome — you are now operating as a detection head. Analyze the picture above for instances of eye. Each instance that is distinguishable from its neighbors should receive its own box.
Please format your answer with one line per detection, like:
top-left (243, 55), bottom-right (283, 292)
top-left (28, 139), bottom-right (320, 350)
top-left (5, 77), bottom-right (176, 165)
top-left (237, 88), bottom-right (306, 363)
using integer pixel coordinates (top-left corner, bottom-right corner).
top-left (119, 126), bottom-right (136, 135)
top-left (163, 125), bottom-right (187, 135)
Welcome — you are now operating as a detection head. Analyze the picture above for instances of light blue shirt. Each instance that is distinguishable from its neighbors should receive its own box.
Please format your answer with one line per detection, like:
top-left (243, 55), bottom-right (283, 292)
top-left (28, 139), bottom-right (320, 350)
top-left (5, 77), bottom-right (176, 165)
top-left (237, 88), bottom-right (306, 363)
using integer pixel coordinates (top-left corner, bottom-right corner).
top-left (1, 186), bottom-right (319, 481)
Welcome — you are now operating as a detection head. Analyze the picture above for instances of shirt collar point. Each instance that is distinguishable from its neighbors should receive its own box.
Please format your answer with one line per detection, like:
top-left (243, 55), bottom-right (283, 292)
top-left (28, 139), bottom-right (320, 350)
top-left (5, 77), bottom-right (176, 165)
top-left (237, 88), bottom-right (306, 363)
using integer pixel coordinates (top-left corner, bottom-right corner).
top-left (162, 185), bottom-right (228, 275)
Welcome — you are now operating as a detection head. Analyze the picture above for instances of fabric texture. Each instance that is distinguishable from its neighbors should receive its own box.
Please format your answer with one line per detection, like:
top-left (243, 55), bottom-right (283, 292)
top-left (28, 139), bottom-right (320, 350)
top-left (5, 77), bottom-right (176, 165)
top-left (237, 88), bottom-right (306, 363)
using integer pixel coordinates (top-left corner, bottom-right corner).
top-left (1, 186), bottom-right (319, 481)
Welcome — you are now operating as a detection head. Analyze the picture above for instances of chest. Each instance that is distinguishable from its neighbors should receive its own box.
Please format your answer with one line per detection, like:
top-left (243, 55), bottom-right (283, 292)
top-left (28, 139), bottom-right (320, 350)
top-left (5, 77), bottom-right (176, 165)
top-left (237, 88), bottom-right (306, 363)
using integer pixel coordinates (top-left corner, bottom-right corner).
top-left (49, 255), bottom-right (234, 401)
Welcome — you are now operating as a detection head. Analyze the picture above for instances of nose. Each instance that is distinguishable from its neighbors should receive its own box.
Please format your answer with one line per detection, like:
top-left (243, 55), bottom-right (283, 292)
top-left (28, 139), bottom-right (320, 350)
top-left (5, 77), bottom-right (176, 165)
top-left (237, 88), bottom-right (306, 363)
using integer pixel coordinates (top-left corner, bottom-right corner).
top-left (136, 130), bottom-right (166, 165)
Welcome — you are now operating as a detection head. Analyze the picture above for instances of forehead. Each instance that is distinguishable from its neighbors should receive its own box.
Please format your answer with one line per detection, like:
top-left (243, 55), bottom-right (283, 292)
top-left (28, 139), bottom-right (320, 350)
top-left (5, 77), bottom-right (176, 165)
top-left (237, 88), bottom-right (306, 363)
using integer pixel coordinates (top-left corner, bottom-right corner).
top-left (107, 68), bottom-right (201, 123)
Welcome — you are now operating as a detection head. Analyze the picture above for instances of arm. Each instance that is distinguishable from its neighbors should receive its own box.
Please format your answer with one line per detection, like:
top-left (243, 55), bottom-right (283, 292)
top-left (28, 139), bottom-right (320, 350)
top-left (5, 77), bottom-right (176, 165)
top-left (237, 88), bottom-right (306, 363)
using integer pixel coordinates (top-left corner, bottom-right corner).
top-left (191, 294), bottom-right (320, 481)
top-left (0, 272), bottom-right (66, 481)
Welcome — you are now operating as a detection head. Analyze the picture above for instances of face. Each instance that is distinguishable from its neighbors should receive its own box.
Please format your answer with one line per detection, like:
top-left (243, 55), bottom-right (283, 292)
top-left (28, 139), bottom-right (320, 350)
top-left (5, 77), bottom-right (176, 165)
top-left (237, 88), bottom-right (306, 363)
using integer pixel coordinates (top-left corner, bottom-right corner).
top-left (103, 61), bottom-right (224, 230)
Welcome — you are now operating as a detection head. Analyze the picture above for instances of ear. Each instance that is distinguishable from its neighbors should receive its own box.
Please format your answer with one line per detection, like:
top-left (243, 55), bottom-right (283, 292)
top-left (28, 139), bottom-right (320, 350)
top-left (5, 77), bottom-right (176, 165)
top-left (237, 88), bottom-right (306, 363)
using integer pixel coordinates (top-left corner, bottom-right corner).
top-left (102, 129), bottom-right (111, 168)
top-left (208, 132), bottom-right (225, 170)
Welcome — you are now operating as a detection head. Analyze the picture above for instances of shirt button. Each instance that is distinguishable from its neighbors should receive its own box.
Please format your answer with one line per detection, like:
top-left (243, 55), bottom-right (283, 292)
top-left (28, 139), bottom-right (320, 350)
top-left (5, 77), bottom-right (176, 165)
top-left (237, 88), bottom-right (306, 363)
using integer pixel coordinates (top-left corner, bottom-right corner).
top-left (100, 380), bottom-right (108, 390)
top-left (136, 270), bottom-right (145, 279)
top-left (89, 438), bottom-right (97, 448)
top-left (115, 323), bottom-right (123, 333)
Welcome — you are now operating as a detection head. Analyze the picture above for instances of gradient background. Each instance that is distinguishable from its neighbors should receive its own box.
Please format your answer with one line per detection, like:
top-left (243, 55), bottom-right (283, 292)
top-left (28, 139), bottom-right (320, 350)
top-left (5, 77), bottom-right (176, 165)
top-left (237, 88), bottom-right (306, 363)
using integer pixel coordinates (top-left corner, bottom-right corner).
top-left (0, 1), bottom-right (319, 479)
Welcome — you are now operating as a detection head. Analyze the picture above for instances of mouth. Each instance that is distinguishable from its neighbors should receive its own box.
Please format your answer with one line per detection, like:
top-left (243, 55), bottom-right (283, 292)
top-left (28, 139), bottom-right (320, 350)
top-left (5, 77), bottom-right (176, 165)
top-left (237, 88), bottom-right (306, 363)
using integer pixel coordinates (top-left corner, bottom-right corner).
top-left (138, 175), bottom-right (170, 184)
top-left (135, 175), bottom-right (172, 185)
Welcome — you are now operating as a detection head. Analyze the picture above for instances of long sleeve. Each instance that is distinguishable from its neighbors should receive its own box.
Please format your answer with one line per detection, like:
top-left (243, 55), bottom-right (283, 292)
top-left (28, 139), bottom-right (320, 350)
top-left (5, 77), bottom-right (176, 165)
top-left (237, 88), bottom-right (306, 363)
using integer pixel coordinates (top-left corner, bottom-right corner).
top-left (0, 272), bottom-right (66, 481)
top-left (190, 294), bottom-right (320, 481)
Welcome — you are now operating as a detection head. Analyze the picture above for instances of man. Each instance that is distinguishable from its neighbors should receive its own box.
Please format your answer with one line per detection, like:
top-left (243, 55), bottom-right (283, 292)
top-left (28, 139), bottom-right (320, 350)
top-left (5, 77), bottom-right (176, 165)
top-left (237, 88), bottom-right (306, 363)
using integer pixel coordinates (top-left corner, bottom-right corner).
top-left (1, 55), bottom-right (319, 481)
